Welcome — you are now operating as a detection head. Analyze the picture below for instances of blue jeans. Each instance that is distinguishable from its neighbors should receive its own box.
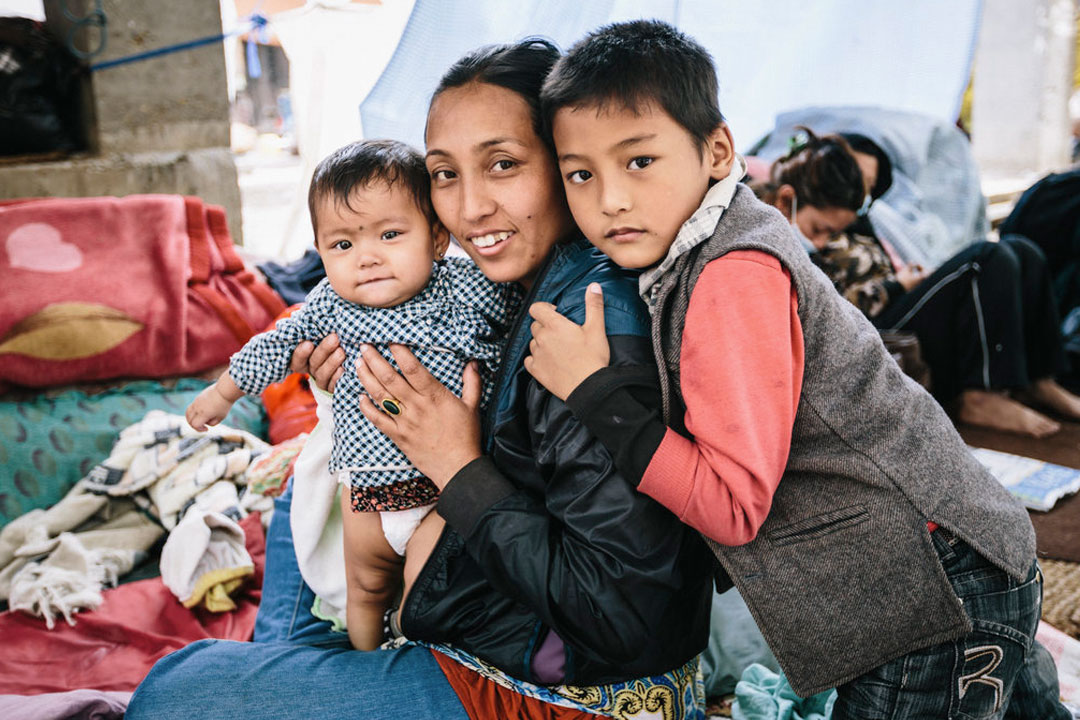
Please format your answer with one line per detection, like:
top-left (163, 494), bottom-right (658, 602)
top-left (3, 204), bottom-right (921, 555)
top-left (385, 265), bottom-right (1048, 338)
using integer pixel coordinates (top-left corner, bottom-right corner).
top-left (127, 485), bottom-right (468, 720)
top-left (252, 487), bottom-right (349, 647)
top-left (833, 529), bottom-right (1070, 720)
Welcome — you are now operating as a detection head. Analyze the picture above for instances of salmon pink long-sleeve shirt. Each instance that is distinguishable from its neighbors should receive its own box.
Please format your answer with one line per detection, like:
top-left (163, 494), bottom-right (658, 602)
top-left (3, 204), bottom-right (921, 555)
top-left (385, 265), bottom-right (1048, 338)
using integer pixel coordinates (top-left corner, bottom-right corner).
top-left (565, 250), bottom-right (804, 546)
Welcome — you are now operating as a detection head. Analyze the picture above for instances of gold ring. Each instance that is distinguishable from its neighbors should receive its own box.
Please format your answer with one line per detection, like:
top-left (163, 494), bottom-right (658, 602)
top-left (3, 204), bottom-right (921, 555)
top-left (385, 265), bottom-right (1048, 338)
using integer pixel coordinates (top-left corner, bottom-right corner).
top-left (380, 397), bottom-right (402, 416)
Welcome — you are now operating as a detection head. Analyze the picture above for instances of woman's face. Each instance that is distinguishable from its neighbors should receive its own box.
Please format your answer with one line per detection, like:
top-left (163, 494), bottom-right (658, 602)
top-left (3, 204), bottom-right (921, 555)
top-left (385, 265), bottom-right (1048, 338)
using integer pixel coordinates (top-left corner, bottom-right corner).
top-left (425, 82), bottom-right (575, 289)
top-left (794, 202), bottom-right (857, 249)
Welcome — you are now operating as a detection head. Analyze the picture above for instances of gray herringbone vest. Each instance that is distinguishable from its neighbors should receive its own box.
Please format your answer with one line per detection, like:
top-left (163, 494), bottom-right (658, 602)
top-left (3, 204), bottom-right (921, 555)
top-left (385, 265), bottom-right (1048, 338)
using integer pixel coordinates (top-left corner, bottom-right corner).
top-left (651, 184), bottom-right (1036, 697)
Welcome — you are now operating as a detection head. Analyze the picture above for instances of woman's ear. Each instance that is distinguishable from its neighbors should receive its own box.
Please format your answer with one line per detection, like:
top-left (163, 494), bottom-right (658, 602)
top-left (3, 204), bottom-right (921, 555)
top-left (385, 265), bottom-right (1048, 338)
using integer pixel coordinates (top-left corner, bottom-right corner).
top-left (705, 123), bottom-right (736, 180)
top-left (432, 222), bottom-right (451, 259)
top-left (776, 184), bottom-right (795, 220)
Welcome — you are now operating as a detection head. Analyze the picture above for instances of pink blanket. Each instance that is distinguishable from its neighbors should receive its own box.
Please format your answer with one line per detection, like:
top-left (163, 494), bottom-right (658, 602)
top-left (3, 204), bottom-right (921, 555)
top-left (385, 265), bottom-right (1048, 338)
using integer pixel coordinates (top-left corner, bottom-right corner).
top-left (0, 195), bottom-right (285, 390)
top-left (0, 513), bottom-right (264, 695)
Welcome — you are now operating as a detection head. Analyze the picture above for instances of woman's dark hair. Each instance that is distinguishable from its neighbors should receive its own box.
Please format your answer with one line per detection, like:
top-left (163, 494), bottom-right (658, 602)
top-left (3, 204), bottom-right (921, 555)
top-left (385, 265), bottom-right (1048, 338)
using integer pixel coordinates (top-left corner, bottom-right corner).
top-left (768, 127), bottom-right (865, 211)
top-left (429, 38), bottom-right (561, 148)
top-left (839, 132), bottom-right (894, 199)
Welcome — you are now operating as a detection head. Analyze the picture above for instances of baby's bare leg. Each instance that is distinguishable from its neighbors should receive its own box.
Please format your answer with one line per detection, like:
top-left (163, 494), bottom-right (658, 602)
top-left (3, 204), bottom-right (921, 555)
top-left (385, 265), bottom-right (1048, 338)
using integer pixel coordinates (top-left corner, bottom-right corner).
top-left (340, 488), bottom-right (403, 651)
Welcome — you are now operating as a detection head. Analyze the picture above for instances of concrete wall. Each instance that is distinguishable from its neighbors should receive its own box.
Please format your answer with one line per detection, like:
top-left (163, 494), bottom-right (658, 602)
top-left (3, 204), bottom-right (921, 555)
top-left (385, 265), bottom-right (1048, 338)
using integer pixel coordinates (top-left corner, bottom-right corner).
top-left (972, 0), bottom-right (1077, 179)
top-left (0, 0), bottom-right (242, 242)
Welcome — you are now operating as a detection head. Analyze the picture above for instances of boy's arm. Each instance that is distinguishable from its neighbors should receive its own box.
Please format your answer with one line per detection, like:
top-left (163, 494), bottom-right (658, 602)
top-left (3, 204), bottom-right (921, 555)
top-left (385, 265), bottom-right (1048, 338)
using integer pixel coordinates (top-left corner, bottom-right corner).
top-left (437, 316), bottom-right (711, 666)
top-left (565, 250), bottom-right (803, 546)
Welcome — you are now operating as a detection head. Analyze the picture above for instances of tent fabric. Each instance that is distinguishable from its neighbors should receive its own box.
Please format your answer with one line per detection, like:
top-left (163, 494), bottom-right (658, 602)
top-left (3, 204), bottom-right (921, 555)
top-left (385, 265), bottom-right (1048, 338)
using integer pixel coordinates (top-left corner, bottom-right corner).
top-left (0, 512), bottom-right (264, 696)
top-left (271, 1), bottom-right (981, 256)
top-left (359, 0), bottom-right (981, 153)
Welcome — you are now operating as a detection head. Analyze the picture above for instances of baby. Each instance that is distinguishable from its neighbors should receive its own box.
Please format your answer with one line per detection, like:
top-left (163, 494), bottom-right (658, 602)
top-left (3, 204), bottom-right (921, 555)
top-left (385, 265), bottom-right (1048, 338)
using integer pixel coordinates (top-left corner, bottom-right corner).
top-left (187, 139), bottom-right (516, 650)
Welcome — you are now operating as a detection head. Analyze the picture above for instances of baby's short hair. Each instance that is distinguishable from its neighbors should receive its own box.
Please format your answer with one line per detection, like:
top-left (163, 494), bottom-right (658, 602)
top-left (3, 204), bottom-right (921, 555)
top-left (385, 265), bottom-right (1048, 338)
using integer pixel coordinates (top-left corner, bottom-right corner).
top-left (541, 19), bottom-right (723, 150)
top-left (308, 139), bottom-right (435, 236)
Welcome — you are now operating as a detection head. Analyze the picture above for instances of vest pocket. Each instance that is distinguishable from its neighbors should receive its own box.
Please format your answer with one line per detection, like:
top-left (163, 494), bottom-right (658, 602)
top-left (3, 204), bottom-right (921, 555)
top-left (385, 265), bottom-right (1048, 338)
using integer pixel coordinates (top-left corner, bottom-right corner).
top-left (766, 505), bottom-right (869, 546)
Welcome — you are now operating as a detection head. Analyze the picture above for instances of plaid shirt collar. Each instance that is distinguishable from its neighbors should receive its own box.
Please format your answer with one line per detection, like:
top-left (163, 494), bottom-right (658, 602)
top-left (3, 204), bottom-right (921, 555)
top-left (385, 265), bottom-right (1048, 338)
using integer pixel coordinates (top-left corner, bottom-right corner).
top-left (639, 154), bottom-right (747, 307)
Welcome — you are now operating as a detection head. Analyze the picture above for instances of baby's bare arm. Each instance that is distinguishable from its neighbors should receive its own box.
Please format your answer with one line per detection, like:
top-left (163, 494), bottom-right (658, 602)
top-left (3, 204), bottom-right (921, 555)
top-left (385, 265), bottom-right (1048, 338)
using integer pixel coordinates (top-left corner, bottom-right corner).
top-left (186, 372), bottom-right (244, 431)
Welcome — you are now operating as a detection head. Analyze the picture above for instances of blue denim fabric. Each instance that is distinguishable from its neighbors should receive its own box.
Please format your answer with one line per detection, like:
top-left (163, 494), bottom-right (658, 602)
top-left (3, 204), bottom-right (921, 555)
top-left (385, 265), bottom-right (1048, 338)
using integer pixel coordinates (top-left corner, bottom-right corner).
top-left (125, 640), bottom-right (469, 720)
top-left (833, 530), bottom-right (1070, 720)
top-left (128, 484), bottom-right (468, 720)
top-left (252, 485), bottom-right (348, 647)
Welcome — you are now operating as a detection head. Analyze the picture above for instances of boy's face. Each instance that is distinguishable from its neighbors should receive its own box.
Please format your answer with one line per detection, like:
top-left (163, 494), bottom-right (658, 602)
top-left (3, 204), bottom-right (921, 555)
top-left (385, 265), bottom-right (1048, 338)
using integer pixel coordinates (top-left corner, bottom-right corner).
top-left (313, 181), bottom-right (447, 308)
top-left (552, 101), bottom-right (734, 269)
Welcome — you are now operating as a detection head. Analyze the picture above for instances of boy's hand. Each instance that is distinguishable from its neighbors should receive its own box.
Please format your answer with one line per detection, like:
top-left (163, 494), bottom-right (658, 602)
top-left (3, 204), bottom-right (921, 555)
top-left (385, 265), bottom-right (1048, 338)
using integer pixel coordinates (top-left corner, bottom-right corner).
top-left (524, 283), bottom-right (610, 401)
top-left (186, 383), bottom-right (235, 432)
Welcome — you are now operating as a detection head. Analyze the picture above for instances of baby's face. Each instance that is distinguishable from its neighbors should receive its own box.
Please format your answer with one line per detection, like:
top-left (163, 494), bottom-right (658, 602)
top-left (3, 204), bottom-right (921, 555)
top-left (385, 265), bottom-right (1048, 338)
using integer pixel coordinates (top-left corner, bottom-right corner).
top-left (314, 181), bottom-right (438, 308)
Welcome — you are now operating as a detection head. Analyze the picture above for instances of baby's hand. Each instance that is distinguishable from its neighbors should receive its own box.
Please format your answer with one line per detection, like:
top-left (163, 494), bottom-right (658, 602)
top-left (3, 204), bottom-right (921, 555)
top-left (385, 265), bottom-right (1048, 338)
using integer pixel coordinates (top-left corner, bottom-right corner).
top-left (524, 283), bottom-right (610, 401)
top-left (186, 384), bottom-right (234, 432)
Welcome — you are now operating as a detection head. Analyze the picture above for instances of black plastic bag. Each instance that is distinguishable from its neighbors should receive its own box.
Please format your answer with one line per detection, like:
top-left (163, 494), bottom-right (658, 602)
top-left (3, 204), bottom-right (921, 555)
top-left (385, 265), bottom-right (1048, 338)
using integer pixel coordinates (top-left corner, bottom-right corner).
top-left (0, 17), bottom-right (86, 157)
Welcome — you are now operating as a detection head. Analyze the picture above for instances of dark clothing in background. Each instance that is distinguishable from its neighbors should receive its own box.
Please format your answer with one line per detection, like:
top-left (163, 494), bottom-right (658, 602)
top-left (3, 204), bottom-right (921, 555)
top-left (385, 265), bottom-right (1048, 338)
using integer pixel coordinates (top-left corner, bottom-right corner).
top-left (257, 249), bottom-right (326, 305)
top-left (812, 230), bottom-right (1067, 403)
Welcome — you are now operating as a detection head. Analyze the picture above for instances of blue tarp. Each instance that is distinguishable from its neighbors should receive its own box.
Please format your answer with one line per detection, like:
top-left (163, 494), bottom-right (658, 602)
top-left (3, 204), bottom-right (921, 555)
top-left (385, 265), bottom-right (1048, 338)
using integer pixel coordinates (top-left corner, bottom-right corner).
top-left (360, 0), bottom-right (981, 151)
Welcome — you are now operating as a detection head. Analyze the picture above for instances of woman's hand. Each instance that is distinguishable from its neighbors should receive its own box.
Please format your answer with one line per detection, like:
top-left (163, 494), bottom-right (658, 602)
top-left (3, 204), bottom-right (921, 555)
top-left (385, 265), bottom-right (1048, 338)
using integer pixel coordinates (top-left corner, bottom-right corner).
top-left (354, 344), bottom-right (483, 489)
top-left (524, 283), bottom-right (610, 401)
top-left (289, 334), bottom-right (345, 392)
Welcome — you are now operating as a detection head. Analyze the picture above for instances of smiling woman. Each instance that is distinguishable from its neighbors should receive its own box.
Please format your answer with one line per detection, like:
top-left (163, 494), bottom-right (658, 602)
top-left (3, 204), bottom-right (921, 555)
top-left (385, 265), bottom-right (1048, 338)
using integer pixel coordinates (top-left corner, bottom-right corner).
top-left (424, 80), bottom-right (574, 287)
top-left (127, 38), bottom-right (715, 720)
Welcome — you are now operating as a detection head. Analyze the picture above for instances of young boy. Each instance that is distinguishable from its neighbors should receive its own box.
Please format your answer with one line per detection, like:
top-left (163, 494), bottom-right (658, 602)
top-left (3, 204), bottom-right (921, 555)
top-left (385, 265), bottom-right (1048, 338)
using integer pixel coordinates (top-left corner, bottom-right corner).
top-left (524, 19), bottom-right (1069, 717)
top-left (187, 139), bottom-right (516, 651)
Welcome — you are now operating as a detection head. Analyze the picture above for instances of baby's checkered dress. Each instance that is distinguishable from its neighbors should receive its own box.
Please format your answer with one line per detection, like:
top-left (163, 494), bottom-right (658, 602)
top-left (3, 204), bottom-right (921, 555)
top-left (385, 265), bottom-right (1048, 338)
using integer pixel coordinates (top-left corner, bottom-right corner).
top-left (229, 258), bottom-right (518, 511)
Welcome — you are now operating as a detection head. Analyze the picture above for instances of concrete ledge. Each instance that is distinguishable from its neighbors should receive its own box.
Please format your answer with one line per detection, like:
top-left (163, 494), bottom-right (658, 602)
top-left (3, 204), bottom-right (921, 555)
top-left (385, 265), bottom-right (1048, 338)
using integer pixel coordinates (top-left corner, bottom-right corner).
top-left (0, 147), bottom-right (243, 244)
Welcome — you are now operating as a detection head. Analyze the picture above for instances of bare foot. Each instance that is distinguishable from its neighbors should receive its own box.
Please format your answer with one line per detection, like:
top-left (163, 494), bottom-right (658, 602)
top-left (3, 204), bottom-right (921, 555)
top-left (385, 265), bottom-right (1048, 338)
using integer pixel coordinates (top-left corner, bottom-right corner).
top-left (956, 389), bottom-right (1061, 438)
top-left (1022, 378), bottom-right (1080, 421)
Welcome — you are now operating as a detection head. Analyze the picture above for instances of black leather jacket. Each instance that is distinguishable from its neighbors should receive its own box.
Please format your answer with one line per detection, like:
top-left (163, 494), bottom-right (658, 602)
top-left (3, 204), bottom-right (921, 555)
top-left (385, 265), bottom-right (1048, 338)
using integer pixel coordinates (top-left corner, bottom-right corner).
top-left (400, 236), bottom-right (714, 686)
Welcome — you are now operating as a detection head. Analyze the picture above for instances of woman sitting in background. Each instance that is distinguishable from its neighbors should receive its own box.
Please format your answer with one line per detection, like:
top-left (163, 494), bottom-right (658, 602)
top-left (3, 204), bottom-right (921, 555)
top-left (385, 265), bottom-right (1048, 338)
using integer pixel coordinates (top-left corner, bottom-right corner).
top-left (755, 128), bottom-right (1080, 438)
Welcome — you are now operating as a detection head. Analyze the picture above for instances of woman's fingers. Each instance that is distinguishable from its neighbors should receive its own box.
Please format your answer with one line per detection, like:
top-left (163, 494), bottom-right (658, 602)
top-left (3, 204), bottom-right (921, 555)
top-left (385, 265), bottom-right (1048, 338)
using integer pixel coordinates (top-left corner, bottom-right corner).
top-left (461, 361), bottom-right (482, 411)
top-left (354, 355), bottom-right (392, 405)
top-left (358, 393), bottom-right (396, 432)
top-left (309, 334), bottom-right (344, 392)
top-left (289, 341), bottom-right (314, 374)
top-left (388, 344), bottom-right (442, 395)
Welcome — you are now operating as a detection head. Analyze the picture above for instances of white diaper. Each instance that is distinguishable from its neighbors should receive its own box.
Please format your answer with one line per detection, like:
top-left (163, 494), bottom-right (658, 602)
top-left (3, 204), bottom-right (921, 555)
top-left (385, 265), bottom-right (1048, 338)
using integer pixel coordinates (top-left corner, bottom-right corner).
top-left (379, 503), bottom-right (436, 556)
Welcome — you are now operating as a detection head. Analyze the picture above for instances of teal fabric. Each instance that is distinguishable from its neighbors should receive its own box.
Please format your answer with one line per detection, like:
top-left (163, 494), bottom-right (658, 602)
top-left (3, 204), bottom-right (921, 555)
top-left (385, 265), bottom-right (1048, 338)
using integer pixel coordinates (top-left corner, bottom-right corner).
top-left (701, 588), bottom-right (781, 696)
top-left (733, 664), bottom-right (836, 720)
top-left (0, 379), bottom-right (267, 529)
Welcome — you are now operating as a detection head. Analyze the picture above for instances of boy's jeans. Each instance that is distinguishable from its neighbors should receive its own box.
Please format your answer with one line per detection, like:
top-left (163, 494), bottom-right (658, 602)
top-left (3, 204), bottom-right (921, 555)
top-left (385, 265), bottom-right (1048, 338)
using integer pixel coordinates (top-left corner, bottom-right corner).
top-left (833, 528), bottom-right (1070, 719)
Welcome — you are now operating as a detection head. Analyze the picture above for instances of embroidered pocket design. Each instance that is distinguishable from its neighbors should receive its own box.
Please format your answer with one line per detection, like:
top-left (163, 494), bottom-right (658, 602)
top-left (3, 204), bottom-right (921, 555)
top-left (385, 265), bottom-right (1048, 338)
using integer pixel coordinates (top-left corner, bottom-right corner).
top-left (958, 644), bottom-right (1004, 714)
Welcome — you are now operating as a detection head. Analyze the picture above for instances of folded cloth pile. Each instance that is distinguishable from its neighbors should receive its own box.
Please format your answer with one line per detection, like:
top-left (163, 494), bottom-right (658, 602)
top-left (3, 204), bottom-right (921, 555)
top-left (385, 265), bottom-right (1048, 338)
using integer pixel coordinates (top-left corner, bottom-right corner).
top-left (0, 485), bottom-right (163, 628)
top-left (1, 409), bottom-right (270, 627)
top-left (161, 508), bottom-right (253, 612)
top-left (82, 409), bottom-right (268, 529)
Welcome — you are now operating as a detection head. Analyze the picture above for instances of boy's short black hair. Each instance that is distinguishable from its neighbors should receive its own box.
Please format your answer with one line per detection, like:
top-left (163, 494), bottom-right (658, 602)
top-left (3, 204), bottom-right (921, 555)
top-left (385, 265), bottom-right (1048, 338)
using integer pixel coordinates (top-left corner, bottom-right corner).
top-left (540, 19), bottom-right (723, 149)
top-left (307, 139), bottom-right (436, 239)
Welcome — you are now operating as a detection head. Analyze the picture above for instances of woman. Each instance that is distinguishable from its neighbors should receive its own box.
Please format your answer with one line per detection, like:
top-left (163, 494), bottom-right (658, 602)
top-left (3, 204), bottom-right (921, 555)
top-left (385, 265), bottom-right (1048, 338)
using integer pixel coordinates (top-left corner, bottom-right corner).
top-left (757, 128), bottom-right (1080, 437)
top-left (126, 40), bottom-right (714, 720)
